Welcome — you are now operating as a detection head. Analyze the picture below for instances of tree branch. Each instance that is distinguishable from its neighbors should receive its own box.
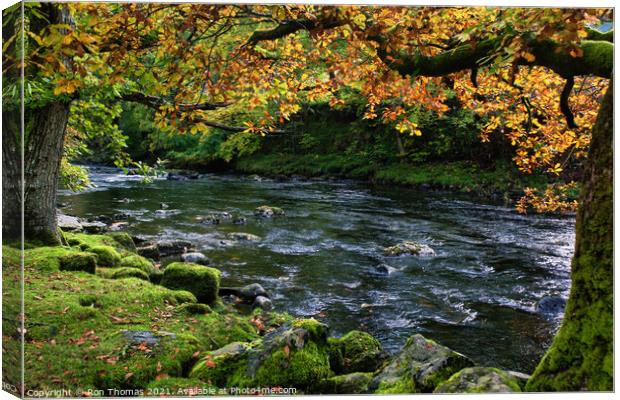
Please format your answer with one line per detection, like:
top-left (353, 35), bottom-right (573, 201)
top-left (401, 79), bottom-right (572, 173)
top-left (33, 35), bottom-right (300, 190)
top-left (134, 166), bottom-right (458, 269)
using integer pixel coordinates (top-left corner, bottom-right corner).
top-left (121, 92), bottom-right (231, 111)
top-left (246, 18), bottom-right (344, 45)
top-left (194, 117), bottom-right (288, 134)
top-left (560, 76), bottom-right (577, 129)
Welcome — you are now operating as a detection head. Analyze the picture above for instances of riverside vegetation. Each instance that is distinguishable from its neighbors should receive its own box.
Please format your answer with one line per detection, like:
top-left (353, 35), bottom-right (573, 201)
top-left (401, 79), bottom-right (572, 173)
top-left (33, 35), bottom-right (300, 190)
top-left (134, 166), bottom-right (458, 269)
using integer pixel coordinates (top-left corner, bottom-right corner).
top-left (3, 230), bottom-right (531, 395)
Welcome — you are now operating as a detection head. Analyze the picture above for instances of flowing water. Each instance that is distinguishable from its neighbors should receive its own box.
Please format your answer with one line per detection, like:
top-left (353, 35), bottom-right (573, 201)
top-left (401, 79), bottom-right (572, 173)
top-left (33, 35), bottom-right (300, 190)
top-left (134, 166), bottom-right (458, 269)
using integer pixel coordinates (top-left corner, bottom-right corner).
top-left (58, 166), bottom-right (575, 373)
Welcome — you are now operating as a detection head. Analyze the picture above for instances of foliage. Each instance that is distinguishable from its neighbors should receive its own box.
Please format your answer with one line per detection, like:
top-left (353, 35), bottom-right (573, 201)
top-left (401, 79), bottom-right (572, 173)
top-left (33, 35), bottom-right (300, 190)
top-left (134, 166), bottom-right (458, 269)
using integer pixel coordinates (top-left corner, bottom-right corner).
top-left (59, 159), bottom-right (92, 192)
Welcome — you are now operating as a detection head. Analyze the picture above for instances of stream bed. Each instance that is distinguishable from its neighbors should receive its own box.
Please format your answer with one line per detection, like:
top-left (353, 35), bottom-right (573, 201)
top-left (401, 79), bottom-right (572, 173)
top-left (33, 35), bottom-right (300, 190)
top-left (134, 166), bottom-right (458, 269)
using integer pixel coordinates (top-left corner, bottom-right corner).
top-left (58, 166), bottom-right (575, 373)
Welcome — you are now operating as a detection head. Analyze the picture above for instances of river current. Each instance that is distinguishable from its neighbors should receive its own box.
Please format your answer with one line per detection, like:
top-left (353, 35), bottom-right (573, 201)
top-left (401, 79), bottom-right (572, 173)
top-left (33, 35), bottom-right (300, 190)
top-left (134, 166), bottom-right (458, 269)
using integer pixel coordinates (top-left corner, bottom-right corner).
top-left (58, 166), bottom-right (575, 373)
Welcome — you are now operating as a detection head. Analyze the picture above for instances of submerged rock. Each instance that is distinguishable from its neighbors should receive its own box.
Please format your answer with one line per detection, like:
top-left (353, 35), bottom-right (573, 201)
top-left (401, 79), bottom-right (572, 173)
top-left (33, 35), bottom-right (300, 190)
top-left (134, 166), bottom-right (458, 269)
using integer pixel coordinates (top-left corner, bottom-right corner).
top-left (220, 283), bottom-right (269, 302)
top-left (375, 263), bottom-right (398, 275)
top-left (181, 252), bottom-right (211, 265)
top-left (254, 205), bottom-right (285, 218)
top-left (535, 296), bottom-right (566, 318)
top-left (369, 334), bottom-right (474, 393)
top-left (157, 239), bottom-right (193, 257)
top-left (233, 217), bottom-right (247, 225)
top-left (433, 367), bottom-right (522, 393)
top-left (137, 244), bottom-right (160, 260)
top-left (228, 232), bottom-right (261, 242)
top-left (384, 241), bottom-right (435, 257)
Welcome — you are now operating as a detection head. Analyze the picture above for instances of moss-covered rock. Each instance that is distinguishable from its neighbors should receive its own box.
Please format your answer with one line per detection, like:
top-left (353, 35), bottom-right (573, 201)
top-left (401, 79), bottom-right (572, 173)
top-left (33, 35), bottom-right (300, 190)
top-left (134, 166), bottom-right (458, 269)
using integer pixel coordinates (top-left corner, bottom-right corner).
top-left (108, 232), bottom-right (136, 252)
top-left (434, 367), bottom-right (522, 393)
top-left (149, 269), bottom-right (164, 284)
top-left (89, 245), bottom-right (122, 267)
top-left (95, 332), bottom-right (200, 391)
top-left (190, 318), bottom-right (332, 392)
top-left (370, 334), bottom-right (474, 393)
top-left (328, 330), bottom-right (387, 374)
top-left (161, 262), bottom-right (221, 304)
top-left (316, 372), bottom-right (373, 394)
top-left (254, 205), bottom-right (285, 218)
top-left (177, 302), bottom-right (211, 315)
top-left (384, 241), bottom-right (435, 257)
top-left (167, 290), bottom-right (198, 305)
top-left (119, 254), bottom-right (155, 274)
top-left (59, 252), bottom-right (97, 273)
top-left (111, 267), bottom-right (150, 281)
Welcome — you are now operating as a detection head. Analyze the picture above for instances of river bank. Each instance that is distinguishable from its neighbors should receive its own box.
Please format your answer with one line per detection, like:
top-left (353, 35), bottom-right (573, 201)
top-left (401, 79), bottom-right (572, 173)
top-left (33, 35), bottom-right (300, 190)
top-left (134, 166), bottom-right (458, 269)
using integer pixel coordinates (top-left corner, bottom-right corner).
top-left (3, 230), bottom-right (534, 395)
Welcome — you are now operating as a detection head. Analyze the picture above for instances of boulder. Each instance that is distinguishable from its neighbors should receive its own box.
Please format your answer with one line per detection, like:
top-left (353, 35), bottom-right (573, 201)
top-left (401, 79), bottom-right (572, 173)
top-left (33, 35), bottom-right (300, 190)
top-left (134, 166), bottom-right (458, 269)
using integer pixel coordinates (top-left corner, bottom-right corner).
top-left (369, 334), bottom-right (474, 393)
top-left (137, 244), bottom-right (160, 260)
top-left (384, 241), bottom-right (435, 257)
top-left (228, 232), bottom-right (261, 241)
top-left (433, 367), bottom-right (522, 393)
top-left (81, 220), bottom-right (108, 234)
top-left (254, 205), bottom-right (285, 218)
top-left (59, 252), bottom-right (97, 274)
top-left (253, 296), bottom-right (273, 311)
top-left (157, 240), bottom-right (193, 257)
top-left (109, 232), bottom-right (137, 251)
top-left (181, 252), bottom-right (211, 265)
top-left (177, 302), bottom-right (212, 315)
top-left (57, 214), bottom-right (83, 232)
top-left (375, 264), bottom-right (397, 275)
top-left (233, 217), bottom-right (247, 225)
top-left (161, 262), bottom-right (221, 304)
top-left (120, 255), bottom-right (155, 274)
top-left (220, 283), bottom-right (269, 302)
top-left (316, 372), bottom-right (373, 394)
top-left (328, 330), bottom-right (388, 374)
top-left (109, 222), bottom-right (129, 231)
top-left (190, 319), bottom-right (331, 391)
top-left (111, 267), bottom-right (150, 281)
top-left (88, 245), bottom-right (121, 267)
top-left (197, 215), bottom-right (220, 225)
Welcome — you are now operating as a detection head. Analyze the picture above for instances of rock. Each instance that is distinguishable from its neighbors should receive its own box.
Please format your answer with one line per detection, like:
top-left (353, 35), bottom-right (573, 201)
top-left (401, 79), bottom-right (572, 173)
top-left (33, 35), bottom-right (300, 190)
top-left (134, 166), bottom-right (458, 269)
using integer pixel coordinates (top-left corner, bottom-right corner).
top-left (384, 241), bottom-right (435, 257)
top-left (111, 267), bottom-right (150, 281)
top-left (433, 367), bottom-right (522, 393)
top-left (253, 296), bottom-right (273, 311)
top-left (149, 269), bottom-right (164, 284)
top-left (113, 213), bottom-right (130, 221)
top-left (375, 264), bottom-right (397, 275)
top-left (157, 240), bottom-right (193, 257)
top-left (109, 221), bottom-right (129, 231)
top-left (160, 202), bottom-right (169, 209)
top-left (88, 245), bottom-right (121, 267)
top-left (535, 296), bottom-right (566, 318)
top-left (369, 334), bottom-right (474, 393)
top-left (167, 173), bottom-right (187, 181)
top-left (228, 232), bottom-right (261, 241)
top-left (167, 170), bottom-right (199, 180)
top-left (189, 319), bottom-right (331, 391)
top-left (131, 235), bottom-right (150, 245)
top-left (59, 252), bottom-right (97, 274)
top-left (109, 232), bottom-right (137, 251)
top-left (137, 244), bottom-right (160, 260)
top-left (57, 214), bottom-right (83, 232)
top-left (505, 371), bottom-right (531, 390)
top-left (161, 262), bottom-right (221, 304)
top-left (181, 252), bottom-right (211, 265)
top-left (220, 283), bottom-right (269, 302)
top-left (328, 330), bottom-right (388, 374)
top-left (317, 372), bottom-right (373, 394)
top-left (93, 215), bottom-right (113, 224)
top-left (120, 255), bottom-right (155, 274)
top-left (254, 205), bottom-right (285, 218)
top-left (177, 302), bottom-right (212, 315)
top-left (121, 330), bottom-right (176, 347)
top-left (81, 220), bottom-right (108, 234)
top-left (198, 216), bottom-right (220, 225)
top-left (233, 217), bottom-right (247, 225)
top-left (114, 197), bottom-right (131, 203)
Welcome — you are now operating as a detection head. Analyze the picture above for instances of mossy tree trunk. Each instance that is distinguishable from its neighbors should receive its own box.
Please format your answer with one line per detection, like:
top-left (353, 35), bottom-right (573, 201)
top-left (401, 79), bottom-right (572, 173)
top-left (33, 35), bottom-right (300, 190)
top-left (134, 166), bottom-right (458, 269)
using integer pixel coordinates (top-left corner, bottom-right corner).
top-left (526, 80), bottom-right (613, 391)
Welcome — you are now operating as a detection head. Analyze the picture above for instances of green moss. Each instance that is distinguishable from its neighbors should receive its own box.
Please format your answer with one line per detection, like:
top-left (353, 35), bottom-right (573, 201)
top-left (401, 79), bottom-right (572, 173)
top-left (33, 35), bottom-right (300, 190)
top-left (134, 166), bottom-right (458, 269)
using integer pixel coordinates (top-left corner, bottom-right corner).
top-left (190, 342), bottom-right (251, 386)
top-left (89, 245), bottom-right (122, 267)
top-left (59, 252), bottom-right (97, 273)
top-left (434, 367), bottom-right (521, 393)
top-left (161, 262), bottom-right (221, 304)
top-left (291, 318), bottom-right (329, 341)
top-left (317, 372), bottom-right (373, 394)
top-left (120, 254), bottom-right (155, 274)
top-left (329, 330), bottom-right (386, 373)
top-left (177, 303), bottom-right (211, 315)
top-left (146, 377), bottom-right (214, 396)
top-left (111, 267), bottom-right (150, 281)
top-left (252, 340), bottom-right (332, 390)
top-left (108, 232), bottom-right (137, 252)
top-left (167, 290), bottom-right (198, 305)
top-left (149, 269), bottom-right (164, 284)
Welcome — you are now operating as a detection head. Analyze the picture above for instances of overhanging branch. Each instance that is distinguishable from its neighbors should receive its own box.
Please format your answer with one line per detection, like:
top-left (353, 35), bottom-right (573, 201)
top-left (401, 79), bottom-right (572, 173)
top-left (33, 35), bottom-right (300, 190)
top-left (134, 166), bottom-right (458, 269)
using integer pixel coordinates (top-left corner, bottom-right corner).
top-left (121, 92), bottom-right (231, 111)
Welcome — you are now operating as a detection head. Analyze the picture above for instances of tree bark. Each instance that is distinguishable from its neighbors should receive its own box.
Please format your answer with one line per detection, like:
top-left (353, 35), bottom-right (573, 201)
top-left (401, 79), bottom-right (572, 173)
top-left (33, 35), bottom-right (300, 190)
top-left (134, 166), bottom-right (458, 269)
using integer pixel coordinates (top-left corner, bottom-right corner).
top-left (526, 80), bottom-right (613, 391)
top-left (2, 111), bottom-right (22, 243)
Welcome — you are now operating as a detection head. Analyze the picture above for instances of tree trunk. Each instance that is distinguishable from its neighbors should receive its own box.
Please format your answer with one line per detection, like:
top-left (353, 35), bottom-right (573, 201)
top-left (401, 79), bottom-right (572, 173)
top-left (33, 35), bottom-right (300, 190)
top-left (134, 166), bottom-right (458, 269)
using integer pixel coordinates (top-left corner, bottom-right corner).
top-left (21, 103), bottom-right (71, 245)
top-left (2, 111), bottom-right (22, 243)
top-left (526, 80), bottom-right (613, 391)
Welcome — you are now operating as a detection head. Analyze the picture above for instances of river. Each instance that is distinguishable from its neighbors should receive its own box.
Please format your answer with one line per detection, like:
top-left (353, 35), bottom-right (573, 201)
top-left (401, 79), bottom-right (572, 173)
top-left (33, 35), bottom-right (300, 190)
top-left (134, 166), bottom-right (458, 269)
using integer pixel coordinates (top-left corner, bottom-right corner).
top-left (58, 166), bottom-right (575, 373)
